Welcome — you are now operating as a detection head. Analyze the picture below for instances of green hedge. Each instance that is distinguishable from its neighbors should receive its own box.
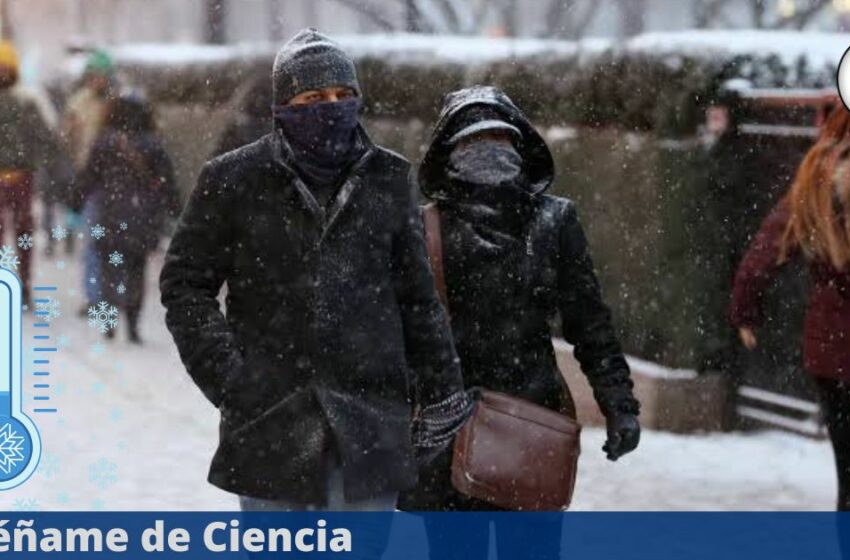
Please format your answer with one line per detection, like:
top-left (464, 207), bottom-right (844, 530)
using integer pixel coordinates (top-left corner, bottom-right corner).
top-left (110, 43), bottom-right (834, 137)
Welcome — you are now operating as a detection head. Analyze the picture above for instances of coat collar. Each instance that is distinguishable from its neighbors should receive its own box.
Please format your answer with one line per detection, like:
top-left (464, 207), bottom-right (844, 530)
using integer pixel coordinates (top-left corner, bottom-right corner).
top-left (269, 127), bottom-right (376, 239)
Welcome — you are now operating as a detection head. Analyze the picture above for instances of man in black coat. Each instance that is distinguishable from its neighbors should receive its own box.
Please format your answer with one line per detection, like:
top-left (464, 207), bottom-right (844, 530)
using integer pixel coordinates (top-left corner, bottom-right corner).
top-left (160, 29), bottom-right (470, 511)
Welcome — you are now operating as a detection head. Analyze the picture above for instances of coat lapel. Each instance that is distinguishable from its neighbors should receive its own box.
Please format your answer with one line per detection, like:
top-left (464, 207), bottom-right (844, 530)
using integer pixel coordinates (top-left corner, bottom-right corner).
top-left (270, 128), bottom-right (376, 243)
top-left (319, 147), bottom-right (374, 243)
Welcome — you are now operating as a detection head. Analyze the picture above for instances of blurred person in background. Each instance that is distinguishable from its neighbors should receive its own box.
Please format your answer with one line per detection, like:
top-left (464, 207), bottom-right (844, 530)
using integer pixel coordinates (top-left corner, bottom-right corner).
top-left (62, 50), bottom-right (118, 310)
top-left (211, 72), bottom-right (272, 157)
top-left (399, 86), bottom-right (640, 557)
top-left (0, 40), bottom-right (59, 306)
top-left (74, 92), bottom-right (178, 343)
top-left (730, 106), bottom-right (850, 511)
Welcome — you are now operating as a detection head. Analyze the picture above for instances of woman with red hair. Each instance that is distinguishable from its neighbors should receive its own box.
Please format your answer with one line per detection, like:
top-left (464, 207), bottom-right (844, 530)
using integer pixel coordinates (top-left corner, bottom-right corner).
top-left (730, 106), bottom-right (850, 510)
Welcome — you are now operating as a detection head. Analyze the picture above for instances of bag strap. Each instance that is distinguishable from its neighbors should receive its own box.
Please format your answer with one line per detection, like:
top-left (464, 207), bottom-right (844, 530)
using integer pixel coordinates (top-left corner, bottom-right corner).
top-left (422, 202), bottom-right (449, 312)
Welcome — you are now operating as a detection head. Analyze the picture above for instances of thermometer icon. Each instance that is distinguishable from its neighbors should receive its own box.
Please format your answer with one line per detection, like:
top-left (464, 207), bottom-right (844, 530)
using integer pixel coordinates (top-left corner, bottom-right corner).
top-left (0, 268), bottom-right (41, 489)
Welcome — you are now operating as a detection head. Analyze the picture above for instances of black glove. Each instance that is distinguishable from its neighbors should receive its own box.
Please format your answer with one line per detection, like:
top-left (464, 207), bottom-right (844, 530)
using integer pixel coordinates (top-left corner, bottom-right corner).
top-left (602, 412), bottom-right (640, 461)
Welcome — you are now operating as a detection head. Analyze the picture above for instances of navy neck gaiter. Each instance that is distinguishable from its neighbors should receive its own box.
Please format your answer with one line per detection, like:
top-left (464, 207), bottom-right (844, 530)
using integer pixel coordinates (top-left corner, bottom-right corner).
top-left (274, 98), bottom-right (364, 195)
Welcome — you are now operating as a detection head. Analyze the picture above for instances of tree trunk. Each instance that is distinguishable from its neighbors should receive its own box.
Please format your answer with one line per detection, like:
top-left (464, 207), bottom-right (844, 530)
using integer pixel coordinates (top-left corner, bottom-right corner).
top-left (204, 0), bottom-right (227, 45)
top-left (266, 0), bottom-right (285, 42)
top-left (0, 0), bottom-right (13, 41)
top-left (405, 0), bottom-right (423, 31)
top-left (500, 0), bottom-right (519, 37)
top-left (618, 0), bottom-right (647, 39)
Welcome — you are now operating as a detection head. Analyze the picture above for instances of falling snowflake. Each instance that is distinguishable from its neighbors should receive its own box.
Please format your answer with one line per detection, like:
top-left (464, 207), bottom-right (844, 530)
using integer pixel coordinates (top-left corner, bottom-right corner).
top-left (16, 233), bottom-right (33, 251)
top-left (50, 225), bottom-right (67, 241)
top-left (0, 246), bottom-right (19, 271)
top-left (90, 342), bottom-right (105, 356)
top-left (35, 298), bottom-right (61, 322)
top-left (56, 260), bottom-right (66, 270)
top-left (11, 498), bottom-right (40, 512)
top-left (37, 452), bottom-right (60, 479)
top-left (119, 222), bottom-right (128, 231)
top-left (116, 283), bottom-right (126, 295)
top-left (87, 301), bottom-right (118, 334)
top-left (88, 458), bottom-right (118, 490)
top-left (0, 422), bottom-right (25, 475)
top-left (88, 277), bottom-right (97, 285)
top-left (90, 224), bottom-right (106, 240)
top-left (108, 251), bottom-right (124, 267)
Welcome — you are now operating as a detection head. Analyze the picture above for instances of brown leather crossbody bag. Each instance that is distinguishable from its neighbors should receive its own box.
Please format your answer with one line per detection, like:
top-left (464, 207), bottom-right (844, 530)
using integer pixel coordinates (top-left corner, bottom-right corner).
top-left (422, 203), bottom-right (581, 511)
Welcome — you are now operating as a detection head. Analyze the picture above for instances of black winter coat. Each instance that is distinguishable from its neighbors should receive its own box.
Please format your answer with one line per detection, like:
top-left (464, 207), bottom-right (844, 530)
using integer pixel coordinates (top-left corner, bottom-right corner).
top-left (77, 130), bottom-right (179, 254)
top-left (160, 129), bottom-right (463, 504)
top-left (400, 86), bottom-right (638, 511)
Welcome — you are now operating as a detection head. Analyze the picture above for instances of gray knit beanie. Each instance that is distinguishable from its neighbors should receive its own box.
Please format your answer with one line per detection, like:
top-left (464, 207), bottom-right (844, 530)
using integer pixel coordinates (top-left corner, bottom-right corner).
top-left (272, 28), bottom-right (361, 106)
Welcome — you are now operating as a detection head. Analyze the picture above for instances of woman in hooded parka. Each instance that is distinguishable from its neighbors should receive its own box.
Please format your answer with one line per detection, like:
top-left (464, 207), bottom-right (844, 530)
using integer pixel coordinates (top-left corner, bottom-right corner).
top-left (398, 86), bottom-right (641, 556)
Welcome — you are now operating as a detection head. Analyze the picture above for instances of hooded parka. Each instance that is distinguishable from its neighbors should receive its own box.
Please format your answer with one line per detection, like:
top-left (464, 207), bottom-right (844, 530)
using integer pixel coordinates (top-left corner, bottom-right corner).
top-left (400, 86), bottom-right (639, 511)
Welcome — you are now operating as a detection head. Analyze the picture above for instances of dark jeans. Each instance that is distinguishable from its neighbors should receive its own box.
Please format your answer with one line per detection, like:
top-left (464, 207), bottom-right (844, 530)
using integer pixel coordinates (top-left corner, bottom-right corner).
top-left (816, 378), bottom-right (850, 512)
top-left (424, 514), bottom-right (562, 560)
top-left (97, 244), bottom-right (147, 332)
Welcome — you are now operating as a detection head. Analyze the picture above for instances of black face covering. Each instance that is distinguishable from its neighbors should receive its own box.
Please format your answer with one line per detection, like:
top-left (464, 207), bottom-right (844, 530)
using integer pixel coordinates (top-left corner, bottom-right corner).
top-left (274, 98), bottom-right (363, 192)
top-left (444, 139), bottom-right (535, 255)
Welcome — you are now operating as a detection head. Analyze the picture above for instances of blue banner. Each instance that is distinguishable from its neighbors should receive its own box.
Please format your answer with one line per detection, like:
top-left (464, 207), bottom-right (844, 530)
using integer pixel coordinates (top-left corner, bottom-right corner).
top-left (0, 512), bottom-right (846, 559)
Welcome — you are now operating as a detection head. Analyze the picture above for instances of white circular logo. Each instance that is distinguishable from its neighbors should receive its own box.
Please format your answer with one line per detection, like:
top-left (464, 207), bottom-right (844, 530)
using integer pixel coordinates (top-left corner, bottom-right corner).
top-left (838, 45), bottom-right (850, 112)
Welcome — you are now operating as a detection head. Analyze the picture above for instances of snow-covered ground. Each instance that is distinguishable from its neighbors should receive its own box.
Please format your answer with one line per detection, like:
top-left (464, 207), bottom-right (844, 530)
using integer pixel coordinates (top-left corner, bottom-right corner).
top-left (2, 241), bottom-right (836, 511)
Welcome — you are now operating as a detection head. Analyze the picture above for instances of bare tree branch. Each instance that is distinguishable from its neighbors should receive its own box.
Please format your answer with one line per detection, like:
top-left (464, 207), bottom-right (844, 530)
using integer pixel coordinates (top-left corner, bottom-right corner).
top-left (566, 1), bottom-right (600, 38)
top-left (750, 0), bottom-right (767, 28)
top-left (692, 0), bottom-right (734, 28)
top-left (543, 0), bottom-right (601, 39)
top-left (771, 0), bottom-right (830, 29)
top-left (326, 0), bottom-right (399, 31)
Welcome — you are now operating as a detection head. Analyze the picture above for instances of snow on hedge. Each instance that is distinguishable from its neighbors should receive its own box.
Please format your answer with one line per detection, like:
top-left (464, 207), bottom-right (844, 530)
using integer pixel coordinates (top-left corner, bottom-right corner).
top-left (625, 29), bottom-right (847, 72)
top-left (108, 29), bottom-right (847, 72)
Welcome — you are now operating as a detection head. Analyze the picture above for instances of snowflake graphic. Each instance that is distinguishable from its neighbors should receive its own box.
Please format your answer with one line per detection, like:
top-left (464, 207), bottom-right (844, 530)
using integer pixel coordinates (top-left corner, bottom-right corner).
top-left (17, 233), bottom-right (33, 251)
top-left (0, 246), bottom-right (19, 271)
top-left (37, 452), bottom-right (60, 479)
top-left (88, 276), bottom-right (97, 285)
top-left (35, 298), bottom-right (61, 322)
top-left (88, 458), bottom-right (118, 490)
top-left (90, 224), bottom-right (106, 240)
top-left (11, 498), bottom-right (40, 511)
top-left (0, 423), bottom-right (25, 475)
top-left (51, 225), bottom-right (68, 241)
top-left (56, 260), bottom-right (66, 270)
top-left (87, 301), bottom-right (118, 334)
top-left (116, 283), bottom-right (126, 295)
top-left (110, 408), bottom-right (123, 422)
top-left (108, 251), bottom-right (124, 267)
top-left (119, 222), bottom-right (128, 231)
top-left (90, 341), bottom-right (105, 356)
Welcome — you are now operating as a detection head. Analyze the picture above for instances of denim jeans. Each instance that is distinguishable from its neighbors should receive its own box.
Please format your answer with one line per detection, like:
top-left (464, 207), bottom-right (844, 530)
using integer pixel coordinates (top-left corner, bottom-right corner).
top-left (239, 455), bottom-right (398, 559)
